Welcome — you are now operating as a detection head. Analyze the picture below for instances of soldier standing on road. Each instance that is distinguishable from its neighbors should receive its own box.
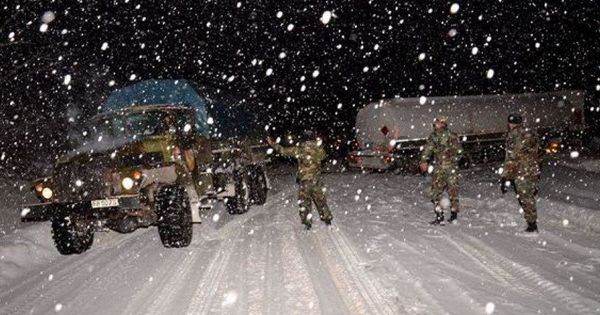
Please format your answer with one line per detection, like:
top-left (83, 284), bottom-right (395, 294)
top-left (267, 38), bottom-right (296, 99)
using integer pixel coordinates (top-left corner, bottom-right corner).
top-left (419, 116), bottom-right (463, 225)
top-left (500, 114), bottom-right (540, 233)
top-left (267, 131), bottom-right (333, 230)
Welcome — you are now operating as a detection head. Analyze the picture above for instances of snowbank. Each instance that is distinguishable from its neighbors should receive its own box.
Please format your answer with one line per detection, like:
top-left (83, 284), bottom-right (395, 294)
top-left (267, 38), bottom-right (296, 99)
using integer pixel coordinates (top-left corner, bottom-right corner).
top-left (0, 179), bottom-right (37, 236)
top-left (0, 224), bottom-right (58, 287)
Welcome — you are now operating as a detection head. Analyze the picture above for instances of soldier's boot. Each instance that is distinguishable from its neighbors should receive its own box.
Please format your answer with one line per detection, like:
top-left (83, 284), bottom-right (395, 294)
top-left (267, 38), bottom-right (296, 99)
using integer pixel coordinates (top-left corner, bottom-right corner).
top-left (320, 211), bottom-right (333, 226)
top-left (304, 221), bottom-right (312, 230)
top-left (447, 210), bottom-right (458, 223)
top-left (429, 206), bottom-right (445, 225)
top-left (300, 210), bottom-right (312, 230)
top-left (525, 221), bottom-right (538, 233)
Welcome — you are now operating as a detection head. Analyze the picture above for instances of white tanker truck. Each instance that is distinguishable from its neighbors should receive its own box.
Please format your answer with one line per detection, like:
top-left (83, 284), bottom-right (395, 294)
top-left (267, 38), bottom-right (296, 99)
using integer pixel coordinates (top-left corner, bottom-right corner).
top-left (347, 90), bottom-right (586, 171)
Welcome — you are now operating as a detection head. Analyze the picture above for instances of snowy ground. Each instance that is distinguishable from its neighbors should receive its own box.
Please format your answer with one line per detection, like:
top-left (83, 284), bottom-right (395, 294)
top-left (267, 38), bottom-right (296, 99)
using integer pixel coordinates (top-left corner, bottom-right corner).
top-left (1, 161), bottom-right (600, 315)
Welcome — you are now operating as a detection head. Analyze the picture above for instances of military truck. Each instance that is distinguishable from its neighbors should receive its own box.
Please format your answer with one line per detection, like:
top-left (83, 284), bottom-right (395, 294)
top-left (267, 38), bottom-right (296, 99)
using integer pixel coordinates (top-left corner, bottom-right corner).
top-left (20, 80), bottom-right (269, 254)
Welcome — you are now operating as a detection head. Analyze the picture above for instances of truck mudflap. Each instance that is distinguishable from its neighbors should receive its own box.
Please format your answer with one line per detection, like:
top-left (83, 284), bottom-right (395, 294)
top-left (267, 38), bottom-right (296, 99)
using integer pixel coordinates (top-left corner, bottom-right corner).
top-left (19, 195), bottom-right (142, 222)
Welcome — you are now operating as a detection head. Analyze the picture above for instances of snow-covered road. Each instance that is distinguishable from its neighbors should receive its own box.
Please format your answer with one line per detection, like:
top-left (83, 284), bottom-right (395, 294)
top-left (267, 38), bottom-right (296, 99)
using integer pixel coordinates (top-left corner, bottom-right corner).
top-left (1, 163), bottom-right (600, 315)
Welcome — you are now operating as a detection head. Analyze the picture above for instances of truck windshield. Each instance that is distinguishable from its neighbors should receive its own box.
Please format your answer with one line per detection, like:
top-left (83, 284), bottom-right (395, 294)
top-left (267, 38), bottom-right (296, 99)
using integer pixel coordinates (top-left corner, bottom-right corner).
top-left (76, 110), bottom-right (194, 149)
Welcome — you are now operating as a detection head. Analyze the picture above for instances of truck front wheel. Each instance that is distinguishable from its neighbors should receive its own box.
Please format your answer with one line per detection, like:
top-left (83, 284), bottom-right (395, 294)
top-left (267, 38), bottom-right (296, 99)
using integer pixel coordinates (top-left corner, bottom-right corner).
top-left (51, 213), bottom-right (94, 255)
top-left (155, 185), bottom-right (193, 248)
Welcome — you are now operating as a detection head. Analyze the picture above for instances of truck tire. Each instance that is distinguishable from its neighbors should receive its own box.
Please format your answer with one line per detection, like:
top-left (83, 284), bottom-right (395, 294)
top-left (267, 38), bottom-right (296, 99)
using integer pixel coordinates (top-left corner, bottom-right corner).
top-left (250, 167), bottom-right (268, 205)
top-left (51, 214), bottom-right (94, 255)
top-left (155, 185), bottom-right (193, 248)
top-left (226, 171), bottom-right (251, 215)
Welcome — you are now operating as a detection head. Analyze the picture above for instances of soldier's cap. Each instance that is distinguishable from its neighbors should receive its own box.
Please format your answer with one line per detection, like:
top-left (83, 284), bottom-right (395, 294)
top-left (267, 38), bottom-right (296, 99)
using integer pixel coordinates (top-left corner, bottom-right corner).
top-left (508, 113), bottom-right (523, 124)
top-left (434, 116), bottom-right (448, 124)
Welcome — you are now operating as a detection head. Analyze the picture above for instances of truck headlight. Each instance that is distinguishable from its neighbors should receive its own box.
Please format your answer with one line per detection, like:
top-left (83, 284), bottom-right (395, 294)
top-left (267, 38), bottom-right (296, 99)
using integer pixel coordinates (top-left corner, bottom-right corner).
top-left (41, 187), bottom-right (53, 200)
top-left (121, 177), bottom-right (134, 190)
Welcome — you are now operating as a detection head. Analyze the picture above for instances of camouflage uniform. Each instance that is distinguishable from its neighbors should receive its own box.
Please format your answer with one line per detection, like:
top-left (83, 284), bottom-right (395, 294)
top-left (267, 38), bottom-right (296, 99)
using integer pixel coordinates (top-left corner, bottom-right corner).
top-left (503, 125), bottom-right (540, 225)
top-left (420, 125), bottom-right (463, 218)
top-left (273, 140), bottom-right (333, 227)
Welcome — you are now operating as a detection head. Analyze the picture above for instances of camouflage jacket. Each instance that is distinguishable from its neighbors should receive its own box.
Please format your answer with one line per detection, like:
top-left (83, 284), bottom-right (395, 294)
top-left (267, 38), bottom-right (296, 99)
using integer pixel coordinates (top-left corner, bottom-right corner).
top-left (273, 140), bottom-right (326, 182)
top-left (503, 126), bottom-right (540, 180)
top-left (420, 128), bottom-right (462, 170)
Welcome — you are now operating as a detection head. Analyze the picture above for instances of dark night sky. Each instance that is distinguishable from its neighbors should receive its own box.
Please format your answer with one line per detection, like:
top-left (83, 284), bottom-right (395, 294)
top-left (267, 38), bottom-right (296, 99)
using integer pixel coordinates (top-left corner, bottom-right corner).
top-left (1, 0), bottom-right (599, 177)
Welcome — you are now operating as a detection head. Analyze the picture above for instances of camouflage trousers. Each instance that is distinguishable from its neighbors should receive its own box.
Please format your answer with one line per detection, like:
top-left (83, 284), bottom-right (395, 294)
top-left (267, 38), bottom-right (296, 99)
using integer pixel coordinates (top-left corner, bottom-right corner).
top-left (431, 169), bottom-right (459, 211)
top-left (298, 180), bottom-right (332, 224)
top-left (513, 178), bottom-right (538, 224)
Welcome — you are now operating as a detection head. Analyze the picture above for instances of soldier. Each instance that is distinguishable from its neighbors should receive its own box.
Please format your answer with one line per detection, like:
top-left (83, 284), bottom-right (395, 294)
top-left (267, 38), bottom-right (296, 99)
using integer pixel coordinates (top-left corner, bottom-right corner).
top-left (267, 131), bottom-right (333, 230)
top-left (500, 113), bottom-right (540, 233)
top-left (419, 116), bottom-right (463, 225)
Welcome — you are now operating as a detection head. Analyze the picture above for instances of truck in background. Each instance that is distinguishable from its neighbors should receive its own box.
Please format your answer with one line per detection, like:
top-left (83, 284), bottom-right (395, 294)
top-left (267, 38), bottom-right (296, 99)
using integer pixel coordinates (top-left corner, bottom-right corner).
top-left (347, 90), bottom-right (586, 172)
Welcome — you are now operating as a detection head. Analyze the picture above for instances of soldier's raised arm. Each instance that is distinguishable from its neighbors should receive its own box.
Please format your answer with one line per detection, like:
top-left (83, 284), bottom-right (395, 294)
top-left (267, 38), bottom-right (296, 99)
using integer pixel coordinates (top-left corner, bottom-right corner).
top-left (315, 145), bottom-right (327, 162)
top-left (268, 137), bottom-right (301, 159)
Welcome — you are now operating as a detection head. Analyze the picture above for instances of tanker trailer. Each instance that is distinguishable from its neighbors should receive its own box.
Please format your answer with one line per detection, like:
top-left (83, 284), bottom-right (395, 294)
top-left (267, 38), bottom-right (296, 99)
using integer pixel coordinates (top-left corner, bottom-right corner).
top-left (347, 90), bottom-right (585, 171)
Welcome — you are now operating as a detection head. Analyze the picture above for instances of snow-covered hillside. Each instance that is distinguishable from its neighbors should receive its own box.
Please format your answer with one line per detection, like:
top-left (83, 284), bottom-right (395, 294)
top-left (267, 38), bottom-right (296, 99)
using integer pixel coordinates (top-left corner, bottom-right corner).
top-left (1, 161), bottom-right (599, 314)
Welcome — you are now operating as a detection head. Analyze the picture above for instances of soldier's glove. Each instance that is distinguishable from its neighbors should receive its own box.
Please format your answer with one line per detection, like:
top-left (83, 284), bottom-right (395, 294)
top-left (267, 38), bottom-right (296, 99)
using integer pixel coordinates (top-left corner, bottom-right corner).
top-left (500, 178), bottom-right (510, 194)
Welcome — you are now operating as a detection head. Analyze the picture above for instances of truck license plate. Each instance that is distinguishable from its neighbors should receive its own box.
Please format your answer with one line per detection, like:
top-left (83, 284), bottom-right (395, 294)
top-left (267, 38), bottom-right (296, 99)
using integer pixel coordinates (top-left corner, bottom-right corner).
top-left (91, 198), bottom-right (119, 208)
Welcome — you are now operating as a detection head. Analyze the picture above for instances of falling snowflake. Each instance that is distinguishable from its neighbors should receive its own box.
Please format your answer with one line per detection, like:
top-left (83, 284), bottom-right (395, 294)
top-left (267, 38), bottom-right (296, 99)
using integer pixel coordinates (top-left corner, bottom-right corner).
top-left (449, 3), bottom-right (460, 14)
top-left (485, 302), bottom-right (495, 314)
top-left (41, 11), bottom-right (56, 23)
top-left (320, 11), bottom-right (333, 24)
top-left (63, 74), bottom-right (72, 85)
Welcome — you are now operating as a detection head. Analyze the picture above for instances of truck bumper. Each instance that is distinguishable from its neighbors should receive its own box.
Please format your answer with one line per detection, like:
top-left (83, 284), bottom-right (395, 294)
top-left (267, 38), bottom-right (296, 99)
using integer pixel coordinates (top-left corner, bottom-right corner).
top-left (20, 195), bottom-right (142, 222)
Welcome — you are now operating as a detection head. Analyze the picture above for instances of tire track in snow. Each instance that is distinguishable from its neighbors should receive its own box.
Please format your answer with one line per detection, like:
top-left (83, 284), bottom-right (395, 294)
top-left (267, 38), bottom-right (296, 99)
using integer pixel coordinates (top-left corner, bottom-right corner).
top-left (278, 222), bottom-right (322, 314)
top-left (185, 224), bottom-right (244, 315)
top-left (294, 226), bottom-right (353, 314)
top-left (325, 225), bottom-right (396, 315)
top-left (257, 187), bottom-right (321, 314)
top-left (131, 248), bottom-right (202, 315)
top-left (460, 233), bottom-right (600, 314)
top-left (259, 223), bottom-right (287, 314)
top-left (244, 227), bottom-right (268, 315)
top-left (0, 229), bottom-right (156, 315)
top-left (369, 224), bottom-right (473, 314)
top-left (0, 228), bottom-right (148, 303)
top-left (441, 234), bottom-right (527, 290)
